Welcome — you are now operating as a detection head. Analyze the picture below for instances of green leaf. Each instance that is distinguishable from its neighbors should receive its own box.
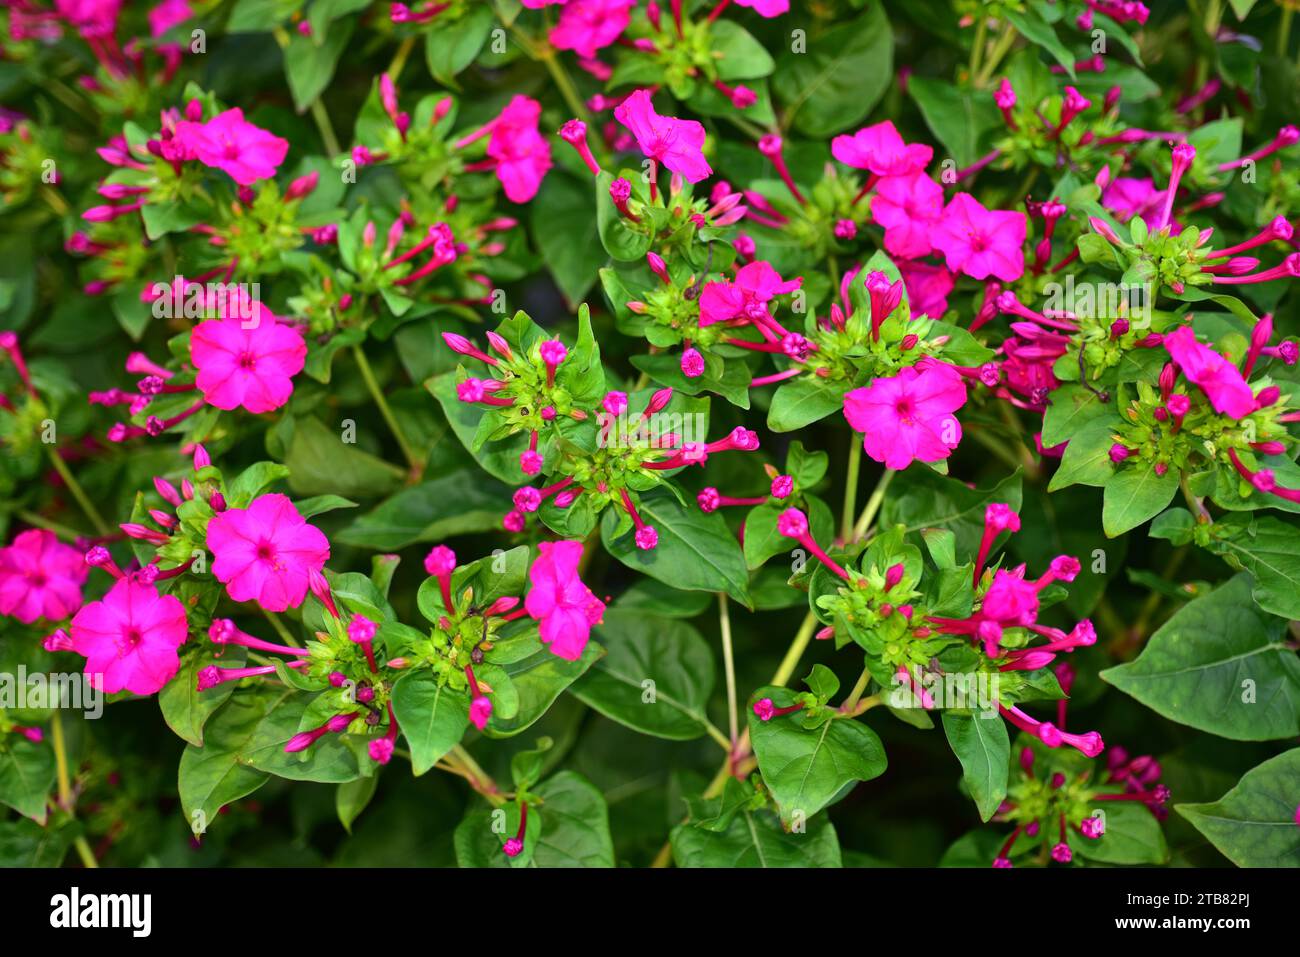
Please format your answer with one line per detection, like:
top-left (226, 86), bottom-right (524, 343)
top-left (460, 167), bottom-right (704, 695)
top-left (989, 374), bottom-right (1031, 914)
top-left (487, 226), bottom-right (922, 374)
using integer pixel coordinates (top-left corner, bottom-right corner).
top-left (390, 670), bottom-right (470, 775)
top-left (240, 692), bottom-right (361, 782)
top-left (1101, 466), bottom-right (1180, 537)
top-left (336, 774), bottom-right (379, 833)
top-left (0, 818), bottom-right (71, 866)
top-left (909, 75), bottom-right (1001, 169)
top-left (285, 18), bottom-right (354, 112)
top-left (1101, 576), bottom-right (1300, 740)
top-left (284, 416), bottom-right (403, 500)
top-left (1041, 384), bottom-right (1112, 448)
top-left (595, 171), bottom-right (652, 261)
top-left (710, 20), bottom-right (775, 79)
top-left (881, 467), bottom-right (1023, 561)
top-left (767, 376), bottom-right (846, 432)
top-left (672, 807), bottom-right (842, 867)
top-left (425, 3), bottom-right (494, 86)
top-left (1005, 8), bottom-right (1074, 76)
top-left (602, 489), bottom-right (753, 607)
top-left (1047, 415), bottom-right (1120, 491)
top-left (530, 174), bottom-right (604, 307)
top-left (454, 770), bottom-right (615, 867)
top-left (1207, 514), bottom-right (1300, 621)
top-left (428, 373), bottom-right (529, 483)
top-left (160, 644), bottom-right (247, 747)
top-left (0, 738), bottom-right (56, 823)
top-left (482, 633), bottom-right (603, 737)
top-left (941, 712), bottom-right (1009, 823)
top-left (336, 469), bottom-right (511, 550)
top-left (178, 691), bottom-right (275, 833)
top-left (570, 610), bottom-right (716, 740)
top-left (773, 4), bottom-right (893, 137)
top-left (748, 688), bottom-right (887, 824)
top-left (1076, 801), bottom-right (1169, 865)
top-left (1176, 749), bottom-right (1300, 867)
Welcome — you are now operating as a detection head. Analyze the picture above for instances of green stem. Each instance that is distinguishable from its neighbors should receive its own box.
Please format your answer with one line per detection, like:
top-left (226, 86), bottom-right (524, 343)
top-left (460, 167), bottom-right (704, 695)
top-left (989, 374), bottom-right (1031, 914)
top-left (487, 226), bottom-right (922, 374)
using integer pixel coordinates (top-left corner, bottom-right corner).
top-left (261, 608), bottom-right (301, 648)
top-left (51, 712), bottom-right (98, 868)
top-left (718, 593), bottom-right (739, 747)
top-left (974, 24), bottom-right (1017, 88)
top-left (851, 468), bottom-right (895, 540)
top-left (450, 744), bottom-right (506, 806)
top-left (386, 35), bottom-right (416, 80)
top-left (309, 98), bottom-right (342, 158)
top-left (771, 611), bottom-right (818, 688)
top-left (1279, 7), bottom-right (1293, 58)
top-left (15, 510), bottom-right (84, 542)
top-left (351, 344), bottom-right (423, 478)
top-left (46, 448), bottom-right (108, 536)
top-left (840, 436), bottom-right (862, 541)
top-left (842, 666), bottom-right (873, 713)
top-left (1180, 471), bottom-right (1211, 523)
top-left (968, 14), bottom-right (988, 79)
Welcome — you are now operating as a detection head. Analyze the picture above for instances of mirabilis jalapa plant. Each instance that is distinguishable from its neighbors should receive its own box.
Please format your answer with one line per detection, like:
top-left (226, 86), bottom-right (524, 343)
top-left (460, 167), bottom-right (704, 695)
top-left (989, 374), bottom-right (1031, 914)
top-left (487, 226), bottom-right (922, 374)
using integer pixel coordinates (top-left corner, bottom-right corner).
top-left (0, 0), bottom-right (1298, 872)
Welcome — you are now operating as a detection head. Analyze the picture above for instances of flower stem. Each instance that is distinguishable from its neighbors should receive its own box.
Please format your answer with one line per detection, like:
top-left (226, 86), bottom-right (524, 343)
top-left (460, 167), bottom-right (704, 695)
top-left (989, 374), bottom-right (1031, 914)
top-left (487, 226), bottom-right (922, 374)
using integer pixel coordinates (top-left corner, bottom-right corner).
top-left (46, 447), bottom-right (109, 536)
top-left (309, 97), bottom-right (342, 158)
top-left (974, 24), bottom-right (1017, 88)
top-left (351, 344), bottom-right (424, 479)
top-left (718, 593), bottom-right (739, 748)
top-left (16, 509), bottom-right (85, 542)
top-left (261, 608), bottom-right (300, 648)
top-left (842, 666), bottom-right (873, 713)
top-left (386, 35), bottom-right (416, 80)
top-left (51, 712), bottom-right (99, 868)
top-left (841, 435), bottom-right (862, 541)
top-left (851, 468), bottom-right (895, 540)
top-left (450, 744), bottom-right (506, 806)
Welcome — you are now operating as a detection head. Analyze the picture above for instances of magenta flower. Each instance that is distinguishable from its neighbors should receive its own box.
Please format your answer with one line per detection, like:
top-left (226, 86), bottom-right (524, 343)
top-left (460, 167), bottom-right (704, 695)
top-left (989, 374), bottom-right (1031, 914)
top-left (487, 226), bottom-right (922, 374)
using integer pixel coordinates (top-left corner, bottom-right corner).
top-left (871, 172), bottom-right (944, 260)
top-left (614, 89), bottom-right (712, 183)
top-left (931, 192), bottom-right (1027, 282)
top-left (173, 108), bottom-right (289, 186)
top-left (207, 494), bottom-right (330, 612)
top-left (736, 0), bottom-right (789, 14)
top-left (69, 579), bottom-right (188, 695)
top-left (1102, 176), bottom-right (1167, 230)
top-left (1162, 325), bottom-right (1257, 419)
top-left (147, 0), bottom-right (192, 36)
top-left (0, 529), bottom-right (88, 624)
top-left (524, 540), bottom-right (605, 661)
top-left (831, 120), bottom-right (933, 177)
top-left (698, 260), bottom-right (801, 327)
top-left (898, 260), bottom-right (954, 318)
top-left (487, 96), bottom-right (553, 203)
top-left (550, 0), bottom-right (635, 59)
top-left (843, 361), bottom-right (968, 470)
top-left (190, 316), bottom-right (306, 413)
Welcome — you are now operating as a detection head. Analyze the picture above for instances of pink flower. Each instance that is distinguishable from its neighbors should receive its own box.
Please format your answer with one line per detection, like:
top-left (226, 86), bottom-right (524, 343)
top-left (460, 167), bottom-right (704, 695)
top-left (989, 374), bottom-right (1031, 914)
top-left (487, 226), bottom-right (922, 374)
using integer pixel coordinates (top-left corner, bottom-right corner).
top-left (831, 120), bottom-right (933, 177)
top-left (207, 494), bottom-right (330, 612)
top-left (931, 192), bottom-right (1026, 282)
top-left (470, 695), bottom-right (493, 730)
top-left (55, 0), bottom-right (120, 38)
top-left (1102, 176), bottom-right (1168, 230)
top-left (698, 261), bottom-right (801, 327)
top-left (898, 261), bottom-right (954, 318)
top-left (0, 529), bottom-right (88, 624)
top-left (190, 316), bottom-right (306, 414)
top-left (736, 0), bottom-right (789, 14)
top-left (871, 172), bottom-right (944, 260)
top-left (487, 96), bottom-right (552, 203)
top-left (981, 569), bottom-right (1039, 626)
top-left (173, 108), bottom-right (289, 186)
top-left (1163, 325), bottom-right (1257, 419)
top-left (843, 361), bottom-right (968, 470)
top-left (524, 540), bottom-right (605, 661)
top-left (69, 579), bottom-right (188, 695)
top-left (614, 89), bottom-right (712, 183)
top-left (148, 0), bottom-right (192, 36)
top-left (550, 0), bottom-right (635, 59)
